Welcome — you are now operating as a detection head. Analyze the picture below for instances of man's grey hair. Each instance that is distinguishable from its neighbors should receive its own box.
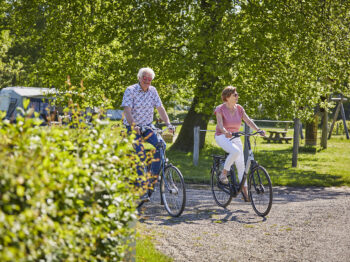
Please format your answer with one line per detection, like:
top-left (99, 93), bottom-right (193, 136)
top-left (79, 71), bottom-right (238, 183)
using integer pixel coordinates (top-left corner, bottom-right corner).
top-left (137, 67), bottom-right (155, 80)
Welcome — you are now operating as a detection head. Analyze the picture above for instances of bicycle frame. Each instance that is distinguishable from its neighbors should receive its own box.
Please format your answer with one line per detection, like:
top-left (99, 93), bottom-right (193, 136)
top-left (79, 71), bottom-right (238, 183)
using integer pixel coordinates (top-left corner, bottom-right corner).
top-left (211, 130), bottom-right (272, 216)
top-left (142, 126), bottom-right (174, 201)
top-left (235, 132), bottom-right (265, 194)
top-left (137, 125), bottom-right (186, 217)
top-left (226, 131), bottom-right (261, 196)
top-left (157, 139), bottom-right (171, 203)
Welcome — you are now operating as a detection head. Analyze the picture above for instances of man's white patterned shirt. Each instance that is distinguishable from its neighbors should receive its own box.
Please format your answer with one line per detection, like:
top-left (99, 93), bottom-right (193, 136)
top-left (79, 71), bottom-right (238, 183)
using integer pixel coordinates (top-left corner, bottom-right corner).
top-left (121, 83), bottom-right (162, 126)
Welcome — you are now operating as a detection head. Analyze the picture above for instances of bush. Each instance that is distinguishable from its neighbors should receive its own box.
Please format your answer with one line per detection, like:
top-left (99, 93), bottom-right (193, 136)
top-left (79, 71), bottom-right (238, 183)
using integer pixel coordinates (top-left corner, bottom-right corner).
top-left (0, 111), bottom-right (139, 261)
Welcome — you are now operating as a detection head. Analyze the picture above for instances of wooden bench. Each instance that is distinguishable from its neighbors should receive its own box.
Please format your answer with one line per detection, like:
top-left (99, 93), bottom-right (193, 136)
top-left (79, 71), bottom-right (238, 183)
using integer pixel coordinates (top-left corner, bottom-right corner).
top-left (264, 131), bottom-right (292, 144)
top-left (280, 137), bottom-right (293, 143)
top-left (263, 137), bottom-right (280, 143)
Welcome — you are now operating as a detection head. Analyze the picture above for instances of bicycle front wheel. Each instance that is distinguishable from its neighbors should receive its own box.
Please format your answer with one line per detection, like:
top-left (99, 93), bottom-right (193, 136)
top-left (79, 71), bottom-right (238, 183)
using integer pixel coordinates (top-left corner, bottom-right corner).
top-left (211, 165), bottom-right (233, 208)
top-left (248, 166), bottom-right (273, 217)
top-left (160, 165), bottom-right (186, 217)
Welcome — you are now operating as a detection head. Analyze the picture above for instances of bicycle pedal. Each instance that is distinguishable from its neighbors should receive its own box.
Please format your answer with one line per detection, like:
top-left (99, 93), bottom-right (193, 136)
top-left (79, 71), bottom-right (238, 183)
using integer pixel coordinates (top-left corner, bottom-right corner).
top-left (218, 183), bottom-right (229, 190)
top-left (170, 188), bottom-right (179, 194)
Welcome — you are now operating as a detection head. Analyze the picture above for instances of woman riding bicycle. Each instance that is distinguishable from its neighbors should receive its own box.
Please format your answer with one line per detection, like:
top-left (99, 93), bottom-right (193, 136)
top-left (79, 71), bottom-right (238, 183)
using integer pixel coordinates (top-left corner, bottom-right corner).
top-left (214, 86), bottom-right (265, 201)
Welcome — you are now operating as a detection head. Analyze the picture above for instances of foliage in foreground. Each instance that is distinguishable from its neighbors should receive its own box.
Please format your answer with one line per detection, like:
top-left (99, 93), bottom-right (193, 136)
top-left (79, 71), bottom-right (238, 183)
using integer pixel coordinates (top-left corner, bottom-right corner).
top-left (0, 111), bottom-right (139, 261)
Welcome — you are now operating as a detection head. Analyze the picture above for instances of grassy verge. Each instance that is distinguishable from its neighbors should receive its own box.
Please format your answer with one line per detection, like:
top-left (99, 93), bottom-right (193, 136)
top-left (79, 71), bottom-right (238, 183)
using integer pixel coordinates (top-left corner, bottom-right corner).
top-left (167, 125), bottom-right (350, 187)
top-left (136, 224), bottom-right (173, 262)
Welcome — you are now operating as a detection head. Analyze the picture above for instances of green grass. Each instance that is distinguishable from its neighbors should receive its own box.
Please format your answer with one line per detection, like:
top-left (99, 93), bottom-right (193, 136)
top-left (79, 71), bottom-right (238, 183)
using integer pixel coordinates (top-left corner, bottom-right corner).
top-left (112, 121), bottom-right (350, 186)
top-left (136, 225), bottom-right (173, 262)
top-left (167, 125), bottom-right (350, 187)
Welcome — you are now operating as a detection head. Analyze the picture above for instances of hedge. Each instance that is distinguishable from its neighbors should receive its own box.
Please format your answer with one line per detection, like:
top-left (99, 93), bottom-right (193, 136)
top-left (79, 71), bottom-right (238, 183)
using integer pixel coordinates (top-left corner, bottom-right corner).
top-left (0, 111), bottom-right (139, 261)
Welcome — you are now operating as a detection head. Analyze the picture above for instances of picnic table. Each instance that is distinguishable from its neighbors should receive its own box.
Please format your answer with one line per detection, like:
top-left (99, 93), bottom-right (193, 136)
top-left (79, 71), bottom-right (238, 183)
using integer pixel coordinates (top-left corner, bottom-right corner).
top-left (263, 131), bottom-right (293, 143)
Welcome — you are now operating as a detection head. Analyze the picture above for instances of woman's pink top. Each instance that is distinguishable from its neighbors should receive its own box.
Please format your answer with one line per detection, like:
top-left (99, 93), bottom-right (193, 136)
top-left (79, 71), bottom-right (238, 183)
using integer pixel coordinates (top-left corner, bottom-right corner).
top-left (214, 104), bottom-right (245, 136)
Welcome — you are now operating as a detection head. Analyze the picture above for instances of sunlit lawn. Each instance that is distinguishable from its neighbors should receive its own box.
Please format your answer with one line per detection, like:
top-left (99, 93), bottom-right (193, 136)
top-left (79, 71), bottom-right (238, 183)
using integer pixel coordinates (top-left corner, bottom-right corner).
top-left (113, 120), bottom-right (350, 186)
top-left (167, 125), bottom-right (350, 187)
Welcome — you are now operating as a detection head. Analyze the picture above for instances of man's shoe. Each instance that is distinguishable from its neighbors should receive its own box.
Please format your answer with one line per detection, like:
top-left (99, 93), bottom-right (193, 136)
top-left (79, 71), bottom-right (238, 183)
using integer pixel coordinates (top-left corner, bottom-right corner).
top-left (140, 193), bottom-right (150, 203)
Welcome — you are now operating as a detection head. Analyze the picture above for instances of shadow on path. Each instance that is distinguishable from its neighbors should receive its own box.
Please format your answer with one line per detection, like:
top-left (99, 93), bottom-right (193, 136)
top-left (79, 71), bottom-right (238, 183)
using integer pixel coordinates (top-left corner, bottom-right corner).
top-left (139, 185), bottom-right (350, 226)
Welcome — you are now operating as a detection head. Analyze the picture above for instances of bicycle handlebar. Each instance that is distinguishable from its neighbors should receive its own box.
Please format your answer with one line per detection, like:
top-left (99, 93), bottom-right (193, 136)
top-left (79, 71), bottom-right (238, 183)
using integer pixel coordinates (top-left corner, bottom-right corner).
top-left (140, 125), bottom-right (175, 135)
top-left (230, 130), bottom-right (264, 139)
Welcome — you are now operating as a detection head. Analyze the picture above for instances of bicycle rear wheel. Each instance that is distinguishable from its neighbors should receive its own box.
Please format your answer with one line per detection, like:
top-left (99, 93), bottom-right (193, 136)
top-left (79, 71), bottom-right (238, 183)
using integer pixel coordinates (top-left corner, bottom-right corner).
top-left (160, 165), bottom-right (186, 217)
top-left (211, 163), bottom-right (233, 208)
top-left (248, 165), bottom-right (273, 217)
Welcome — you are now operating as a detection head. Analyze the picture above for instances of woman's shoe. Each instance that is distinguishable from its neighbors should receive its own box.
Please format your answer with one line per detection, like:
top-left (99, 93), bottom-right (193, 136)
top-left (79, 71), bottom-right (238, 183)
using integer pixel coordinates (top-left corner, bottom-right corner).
top-left (219, 173), bottom-right (229, 184)
top-left (241, 194), bottom-right (251, 202)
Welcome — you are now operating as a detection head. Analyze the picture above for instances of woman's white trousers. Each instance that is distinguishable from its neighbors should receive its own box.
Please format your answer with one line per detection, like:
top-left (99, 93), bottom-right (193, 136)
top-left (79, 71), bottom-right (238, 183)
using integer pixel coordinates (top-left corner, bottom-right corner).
top-left (215, 134), bottom-right (246, 186)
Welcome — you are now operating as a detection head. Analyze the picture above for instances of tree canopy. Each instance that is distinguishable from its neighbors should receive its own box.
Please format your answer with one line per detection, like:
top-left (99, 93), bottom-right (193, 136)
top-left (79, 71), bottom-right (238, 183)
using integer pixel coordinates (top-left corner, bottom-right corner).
top-left (2, 0), bottom-right (349, 151)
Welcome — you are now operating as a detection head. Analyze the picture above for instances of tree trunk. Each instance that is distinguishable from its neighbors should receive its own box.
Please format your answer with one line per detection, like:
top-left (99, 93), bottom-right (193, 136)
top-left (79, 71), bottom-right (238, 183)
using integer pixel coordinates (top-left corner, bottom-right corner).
top-left (170, 0), bottom-right (228, 152)
top-left (171, 96), bottom-right (211, 152)
top-left (305, 115), bottom-right (319, 146)
top-left (320, 111), bottom-right (328, 148)
top-left (292, 118), bottom-right (300, 167)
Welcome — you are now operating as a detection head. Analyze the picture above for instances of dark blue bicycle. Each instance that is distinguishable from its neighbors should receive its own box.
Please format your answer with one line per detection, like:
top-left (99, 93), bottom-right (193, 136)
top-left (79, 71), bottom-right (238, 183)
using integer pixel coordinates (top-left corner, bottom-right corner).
top-left (137, 126), bottom-right (186, 217)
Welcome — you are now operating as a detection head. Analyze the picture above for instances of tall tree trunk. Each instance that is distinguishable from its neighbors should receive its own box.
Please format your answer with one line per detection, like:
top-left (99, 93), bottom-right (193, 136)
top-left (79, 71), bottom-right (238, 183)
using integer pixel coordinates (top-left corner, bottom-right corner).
top-left (171, 71), bottom-right (218, 152)
top-left (305, 115), bottom-right (319, 146)
top-left (170, 0), bottom-right (228, 152)
top-left (320, 110), bottom-right (328, 148)
top-left (292, 118), bottom-right (300, 167)
top-left (171, 96), bottom-right (212, 152)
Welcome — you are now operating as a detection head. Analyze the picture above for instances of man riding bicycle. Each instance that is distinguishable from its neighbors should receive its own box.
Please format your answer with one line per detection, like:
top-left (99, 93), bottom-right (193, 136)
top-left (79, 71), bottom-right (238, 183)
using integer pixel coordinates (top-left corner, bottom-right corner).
top-left (121, 67), bottom-right (175, 202)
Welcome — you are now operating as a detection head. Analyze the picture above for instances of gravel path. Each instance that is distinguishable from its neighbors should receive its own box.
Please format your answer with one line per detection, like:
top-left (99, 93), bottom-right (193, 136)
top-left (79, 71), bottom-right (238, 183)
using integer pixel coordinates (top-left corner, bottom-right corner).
top-left (139, 185), bottom-right (350, 262)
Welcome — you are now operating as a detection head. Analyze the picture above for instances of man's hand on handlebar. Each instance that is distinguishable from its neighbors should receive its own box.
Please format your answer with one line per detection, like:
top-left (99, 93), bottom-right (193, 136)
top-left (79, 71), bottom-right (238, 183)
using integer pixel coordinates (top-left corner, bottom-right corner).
top-left (134, 125), bottom-right (141, 135)
top-left (134, 124), bottom-right (175, 135)
top-left (167, 124), bottom-right (176, 134)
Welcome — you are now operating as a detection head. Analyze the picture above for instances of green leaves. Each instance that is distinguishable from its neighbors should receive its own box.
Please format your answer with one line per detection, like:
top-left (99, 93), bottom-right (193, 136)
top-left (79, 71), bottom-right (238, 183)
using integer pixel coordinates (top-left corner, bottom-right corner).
top-left (0, 114), bottom-right (138, 261)
top-left (3, 0), bottom-right (349, 153)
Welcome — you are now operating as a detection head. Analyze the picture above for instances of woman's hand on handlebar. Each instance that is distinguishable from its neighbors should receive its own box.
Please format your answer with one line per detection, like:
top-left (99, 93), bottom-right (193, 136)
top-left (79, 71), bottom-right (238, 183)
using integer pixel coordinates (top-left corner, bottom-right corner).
top-left (224, 130), bottom-right (232, 138)
top-left (258, 129), bottom-right (266, 137)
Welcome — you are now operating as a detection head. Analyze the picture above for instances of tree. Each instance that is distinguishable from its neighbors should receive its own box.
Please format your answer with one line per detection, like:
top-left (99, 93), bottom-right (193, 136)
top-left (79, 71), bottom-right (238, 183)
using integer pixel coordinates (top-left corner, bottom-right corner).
top-left (5, 0), bottom-right (139, 107)
top-left (0, 1), bottom-right (24, 89)
top-left (171, 0), bottom-right (350, 151)
top-left (3, 0), bottom-right (349, 152)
